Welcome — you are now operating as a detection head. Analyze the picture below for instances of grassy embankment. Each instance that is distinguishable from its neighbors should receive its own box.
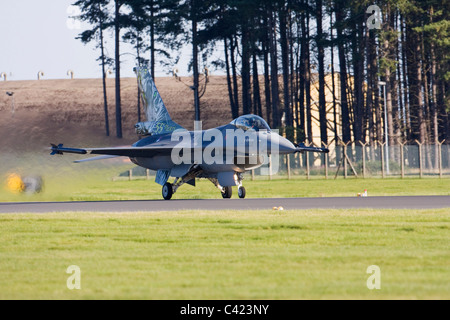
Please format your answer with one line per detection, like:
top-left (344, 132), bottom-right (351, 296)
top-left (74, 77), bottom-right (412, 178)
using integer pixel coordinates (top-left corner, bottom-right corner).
top-left (1, 172), bottom-right (450, 202)
top-left (0, 209), bottom-right (448, 299)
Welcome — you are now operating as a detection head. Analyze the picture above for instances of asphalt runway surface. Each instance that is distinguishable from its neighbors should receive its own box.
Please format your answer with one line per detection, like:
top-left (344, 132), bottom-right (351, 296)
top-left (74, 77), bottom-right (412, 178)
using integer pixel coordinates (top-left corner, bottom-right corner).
top-left (0, 196), bottom-right (449, 213)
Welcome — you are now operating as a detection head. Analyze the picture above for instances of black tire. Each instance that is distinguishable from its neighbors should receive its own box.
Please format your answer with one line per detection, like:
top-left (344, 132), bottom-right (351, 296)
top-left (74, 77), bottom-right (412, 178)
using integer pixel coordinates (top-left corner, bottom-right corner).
top-left (221, 186), bottom-right (232, 199)
top-left (162, 183), bottom-right (173, 200)
top-left (238, 186), bottom-right (246, 199)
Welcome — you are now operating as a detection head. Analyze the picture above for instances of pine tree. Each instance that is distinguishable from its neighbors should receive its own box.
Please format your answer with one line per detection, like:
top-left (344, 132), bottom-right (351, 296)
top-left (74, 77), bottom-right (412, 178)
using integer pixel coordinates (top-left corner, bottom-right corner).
top-left (74, 0), bottom-right (112, 137)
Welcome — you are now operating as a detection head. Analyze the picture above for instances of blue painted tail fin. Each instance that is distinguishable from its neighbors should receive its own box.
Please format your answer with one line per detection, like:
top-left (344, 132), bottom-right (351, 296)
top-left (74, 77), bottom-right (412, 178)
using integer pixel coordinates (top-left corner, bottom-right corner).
top-left (134, 66), bottom-right (185, 136)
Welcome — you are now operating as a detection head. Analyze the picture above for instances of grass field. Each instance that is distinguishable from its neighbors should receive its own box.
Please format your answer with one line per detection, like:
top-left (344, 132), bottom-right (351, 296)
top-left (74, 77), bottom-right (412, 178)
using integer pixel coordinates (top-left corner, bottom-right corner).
top-left (1, 174), bottom-right (450, 202)
top-left (0, 209), bottom-right (448, 300)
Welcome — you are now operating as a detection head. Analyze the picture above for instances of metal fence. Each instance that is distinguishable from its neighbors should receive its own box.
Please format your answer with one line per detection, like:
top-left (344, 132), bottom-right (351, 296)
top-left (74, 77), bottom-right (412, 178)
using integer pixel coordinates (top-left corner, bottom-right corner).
top-left (253, 143), bottom-right (450, 179)
top-left (117, 143), bottom-right (450, 180)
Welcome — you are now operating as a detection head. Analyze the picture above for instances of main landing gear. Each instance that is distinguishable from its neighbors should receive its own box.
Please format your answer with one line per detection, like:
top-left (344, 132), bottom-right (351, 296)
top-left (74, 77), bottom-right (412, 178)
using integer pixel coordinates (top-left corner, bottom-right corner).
top-left (237, 186), bottom-right (246, 199)
top-left (209, 173), bottom-right (246, 200)
top-left (161, 171), bottom-right (247, 200)
top-left (162, 182), bottom-right (173, 200)
top-left (162, 166), bottom-right (201, 200)
top-left (221, 185), bottom-right (246, 199)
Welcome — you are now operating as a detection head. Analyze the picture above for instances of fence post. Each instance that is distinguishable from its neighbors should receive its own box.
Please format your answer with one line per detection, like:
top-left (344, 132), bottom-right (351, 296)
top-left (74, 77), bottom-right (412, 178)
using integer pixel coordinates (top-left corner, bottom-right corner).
top-left (343, 142), bottom-right (348, 179)
top-left (129, 169), bottom-right (133, 181)
top-left (251, 169), bottom-right (255, 181)
top-left (415, 140), bottom-right (423, 178)
top-left (438, 140), bottom-right (445, 178)
top-left (399, 141), bottom-right (406, 179)
top-left (269, 155), bottom-right (272, 180)
top-left (378, 142), bottom-right (385, 178)
top-left (360, 141), bottom-right (367, 179)
top-left (146, 169), bottom-right (150, 180)
top-left (286, 154), bottom-right (291, 180)
top-left (323, 142), bottom-right (329, 180)
top-left (306, 142), bottom-right (311, 180)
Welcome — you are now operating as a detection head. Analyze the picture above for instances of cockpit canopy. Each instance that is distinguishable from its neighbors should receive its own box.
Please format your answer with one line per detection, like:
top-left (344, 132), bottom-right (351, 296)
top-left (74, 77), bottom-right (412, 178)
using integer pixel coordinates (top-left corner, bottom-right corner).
top-left (230, 115), bottom-right (271, 132)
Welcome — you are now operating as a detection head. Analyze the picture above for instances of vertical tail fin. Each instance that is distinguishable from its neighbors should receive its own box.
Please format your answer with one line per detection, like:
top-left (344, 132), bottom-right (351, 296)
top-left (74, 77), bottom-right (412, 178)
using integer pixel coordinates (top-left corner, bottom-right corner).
top-left (134, 66), bottom-right (185, 136)
top-left (135, 66), bottom-right (172, 122)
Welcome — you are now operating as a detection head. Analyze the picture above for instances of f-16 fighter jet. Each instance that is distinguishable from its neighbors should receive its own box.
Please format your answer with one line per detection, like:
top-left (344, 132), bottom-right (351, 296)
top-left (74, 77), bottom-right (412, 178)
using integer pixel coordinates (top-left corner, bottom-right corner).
top-left (51, 67), bottom-right (328, 200)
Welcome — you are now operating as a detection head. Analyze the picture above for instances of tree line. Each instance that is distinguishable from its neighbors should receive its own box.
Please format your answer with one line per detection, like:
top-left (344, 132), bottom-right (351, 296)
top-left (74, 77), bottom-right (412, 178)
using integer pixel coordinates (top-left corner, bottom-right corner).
top-left (74, 0), bottom-right (449, 148)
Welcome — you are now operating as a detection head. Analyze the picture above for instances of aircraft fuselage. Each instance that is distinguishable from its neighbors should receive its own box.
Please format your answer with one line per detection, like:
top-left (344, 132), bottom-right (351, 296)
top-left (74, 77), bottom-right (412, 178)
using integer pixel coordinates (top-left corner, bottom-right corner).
top-left (129, 123), bottom-right (289, 174)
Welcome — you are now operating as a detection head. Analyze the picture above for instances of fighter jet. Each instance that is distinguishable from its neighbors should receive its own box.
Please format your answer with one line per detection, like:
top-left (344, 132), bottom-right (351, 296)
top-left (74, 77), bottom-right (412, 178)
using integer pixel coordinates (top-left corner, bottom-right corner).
top-left (51, 67), bottom-right (328, 200)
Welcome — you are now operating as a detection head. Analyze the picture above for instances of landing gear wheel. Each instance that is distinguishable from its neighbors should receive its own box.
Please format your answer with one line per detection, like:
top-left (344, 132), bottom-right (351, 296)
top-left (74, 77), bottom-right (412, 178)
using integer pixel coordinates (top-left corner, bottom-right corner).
top-left (238, 186), bottom-right (246, 199)
top-left (221, 186), bottom-right (232, 199)
top-left (162, 183), bottom-right (173, 200)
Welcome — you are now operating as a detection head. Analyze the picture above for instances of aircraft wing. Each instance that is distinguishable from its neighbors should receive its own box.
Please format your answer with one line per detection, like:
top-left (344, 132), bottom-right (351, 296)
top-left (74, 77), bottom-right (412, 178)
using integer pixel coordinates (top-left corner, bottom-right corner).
top-left (50, 141), bottom-right (329, 160)
top-left (50, 143), bottom-right (200, 159)
top-left (86, 146), bottom-right (174, 157)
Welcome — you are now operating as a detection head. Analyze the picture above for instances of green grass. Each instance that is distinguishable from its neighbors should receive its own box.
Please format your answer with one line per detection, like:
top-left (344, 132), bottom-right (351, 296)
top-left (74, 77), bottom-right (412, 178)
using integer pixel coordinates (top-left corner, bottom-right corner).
top-left (0, 209), bottom-right (448, 299)
top-left (1, 174), bottom-right (450, 202)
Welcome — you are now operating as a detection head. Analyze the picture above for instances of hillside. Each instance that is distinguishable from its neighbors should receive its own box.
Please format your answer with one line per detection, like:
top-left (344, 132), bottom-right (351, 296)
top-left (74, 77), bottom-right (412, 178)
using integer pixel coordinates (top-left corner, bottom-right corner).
top-left (0, 76), bottom-right (234, 151)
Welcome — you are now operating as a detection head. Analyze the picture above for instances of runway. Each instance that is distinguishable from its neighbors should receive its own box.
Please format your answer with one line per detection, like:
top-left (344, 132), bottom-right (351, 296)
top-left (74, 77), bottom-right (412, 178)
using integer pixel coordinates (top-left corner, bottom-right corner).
top-left (0, 196), bottom-right (449, 213)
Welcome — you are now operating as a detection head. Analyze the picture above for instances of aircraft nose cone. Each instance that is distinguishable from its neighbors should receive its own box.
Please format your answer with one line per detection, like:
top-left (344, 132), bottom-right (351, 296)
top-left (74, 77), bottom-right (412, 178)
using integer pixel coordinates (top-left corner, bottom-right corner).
top-left (278, 137), bottom-right (297, 154)
top-left (268, 133), bottom-right (296, 154)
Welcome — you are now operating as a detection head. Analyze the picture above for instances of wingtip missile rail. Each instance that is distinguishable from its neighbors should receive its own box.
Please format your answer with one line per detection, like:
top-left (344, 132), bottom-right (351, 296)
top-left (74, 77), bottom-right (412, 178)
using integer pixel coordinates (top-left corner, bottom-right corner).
top-left (50, 144), bottom-right (88, 156)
